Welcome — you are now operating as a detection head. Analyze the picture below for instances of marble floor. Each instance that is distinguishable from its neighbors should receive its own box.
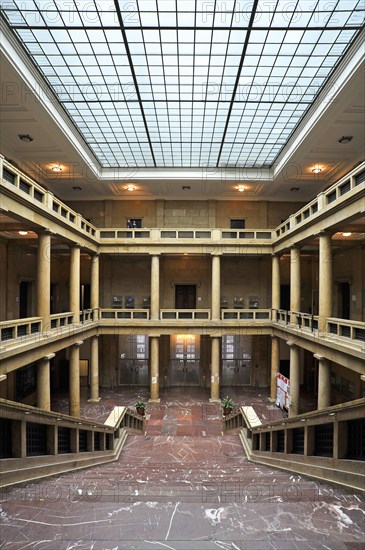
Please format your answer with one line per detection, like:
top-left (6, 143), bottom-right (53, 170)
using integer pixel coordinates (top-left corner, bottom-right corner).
top-left (1, 388), bottom-right (364, 549)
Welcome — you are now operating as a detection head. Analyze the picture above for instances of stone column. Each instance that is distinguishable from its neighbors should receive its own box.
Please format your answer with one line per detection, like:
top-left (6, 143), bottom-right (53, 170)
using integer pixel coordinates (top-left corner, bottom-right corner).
top-left (210, 336), bottom-right (220, 402)
top-left (69, 341), bottom-right (83, 417)
top-left (287, 340), bottom-right (300, 417)
top-left (314, 354), bottom-right (331, 409)
top-left (290, 246), bottom-right (301, 324)
top-left (318, 232), bottom-right (333, 332)
top-left (211, 254), bottom-right (221, 320)
top-left (37, 353), bottom-right (55, 411)
top-left (89, 335), bottom-right (100, 403)
top-left (37, 231), bottom-right (51, 332)
top-left (149, 336), bottom-right (160, 402)
top-left (90, 253), bottom-right (100, 321)
top-left (271, 254), bottom-right (280, 321)
top-left (70, 245), bottom-right (81, 324)
top-left (150, 255), bottom-right (160, 320)
top-left (270, 336), bottom-right (280, 402)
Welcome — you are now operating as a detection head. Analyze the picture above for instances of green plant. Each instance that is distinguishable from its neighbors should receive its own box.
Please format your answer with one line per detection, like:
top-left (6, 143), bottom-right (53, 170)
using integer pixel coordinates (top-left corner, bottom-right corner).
top-left (221, 396), bottom-right (234, 410)
top-left (134, 396), bottom-right (147, 410)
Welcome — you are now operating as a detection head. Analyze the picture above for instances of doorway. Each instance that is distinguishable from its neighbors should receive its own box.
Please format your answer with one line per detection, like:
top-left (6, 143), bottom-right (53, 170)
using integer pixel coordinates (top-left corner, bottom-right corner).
top-left (338, 282), bottom-right (350, 319)
top-left (280, 285), bottom-right (290, 310)
top-left (175, 284), bottom-right (196, 309)
top-left (170, 334), bottom-right (200, 386)
top-left (19, 281), bottom-right (32, 318)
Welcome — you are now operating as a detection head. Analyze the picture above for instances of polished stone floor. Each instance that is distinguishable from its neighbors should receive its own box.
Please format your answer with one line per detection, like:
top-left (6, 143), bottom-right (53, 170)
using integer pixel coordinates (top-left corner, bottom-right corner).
top-left (1, 387), bottom-right (364, 549)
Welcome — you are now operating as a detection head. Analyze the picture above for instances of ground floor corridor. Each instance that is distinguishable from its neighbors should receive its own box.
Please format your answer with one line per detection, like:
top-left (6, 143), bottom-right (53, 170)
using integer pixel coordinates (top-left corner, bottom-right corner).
top-left (0, 389), bottom-right (364, 549)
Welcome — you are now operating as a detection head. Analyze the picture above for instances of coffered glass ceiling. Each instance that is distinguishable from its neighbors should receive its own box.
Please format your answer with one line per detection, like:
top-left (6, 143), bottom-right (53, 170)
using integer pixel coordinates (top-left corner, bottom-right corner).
top-left (1, 1), bottom-right (364, 168)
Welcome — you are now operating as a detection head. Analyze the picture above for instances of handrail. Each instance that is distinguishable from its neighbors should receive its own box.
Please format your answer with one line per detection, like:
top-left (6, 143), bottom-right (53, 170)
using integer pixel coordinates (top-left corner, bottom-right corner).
top-left (0, 398), bottom-right (144, 489)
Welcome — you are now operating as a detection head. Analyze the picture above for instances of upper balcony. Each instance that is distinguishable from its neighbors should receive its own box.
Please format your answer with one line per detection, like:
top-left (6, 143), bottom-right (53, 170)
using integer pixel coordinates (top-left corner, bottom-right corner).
top-left (1, 155), bottom-right (364, 256)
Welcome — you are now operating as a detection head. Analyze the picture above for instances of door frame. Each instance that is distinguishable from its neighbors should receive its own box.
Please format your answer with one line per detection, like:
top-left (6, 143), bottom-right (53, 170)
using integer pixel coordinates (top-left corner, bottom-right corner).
top-left (174, 283), bottom-right (197, 309)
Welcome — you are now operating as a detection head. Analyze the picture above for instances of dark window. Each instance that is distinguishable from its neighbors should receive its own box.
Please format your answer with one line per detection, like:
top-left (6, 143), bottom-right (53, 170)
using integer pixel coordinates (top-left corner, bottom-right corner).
top-left (127, 218), bottom-right (142, 228)
top-left (0, 419), bottom-right (12, 458)
top-left (347, 419), bottom-right (365, 461)
top-left (315, 424), bottom-right (333, 457)
top-left (16, 363), bottom-right (36, 401)
top-left (79, 430), bottom-right (88, 452)
top-left (26, 423), bottom-right (48, 456)
top-left (230, 219), bottom-right (245, 229)
top-left (292, 428), bottom-right (304, 454)
top-left (58, 427), bottom-right (71, 454)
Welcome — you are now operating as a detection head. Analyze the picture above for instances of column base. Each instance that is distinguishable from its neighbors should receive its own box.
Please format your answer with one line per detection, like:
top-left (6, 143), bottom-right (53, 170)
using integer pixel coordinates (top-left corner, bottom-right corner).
top-left (148, 398), bottom-right (161, 403)
top-left (209, 398), bottom-right (221, 404)
top-left (87, 397), bottom-right (101, 403)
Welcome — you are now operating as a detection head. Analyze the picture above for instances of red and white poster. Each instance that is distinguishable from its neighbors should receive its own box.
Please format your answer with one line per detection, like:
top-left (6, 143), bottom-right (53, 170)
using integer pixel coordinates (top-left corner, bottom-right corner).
top-left (276, 373), bottom-right (290, 411)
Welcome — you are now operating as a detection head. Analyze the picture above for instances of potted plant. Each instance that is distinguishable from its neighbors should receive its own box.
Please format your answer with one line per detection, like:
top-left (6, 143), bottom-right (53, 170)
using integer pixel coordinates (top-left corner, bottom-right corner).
top-left (135, 396), bottom-right (147, 417)
top-left (221, 396), bottom-right (235, 417)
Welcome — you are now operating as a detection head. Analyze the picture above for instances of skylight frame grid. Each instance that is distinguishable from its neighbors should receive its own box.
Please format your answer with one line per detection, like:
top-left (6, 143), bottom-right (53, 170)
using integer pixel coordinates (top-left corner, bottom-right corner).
top-left (1, 0), bottom-right (364, 168)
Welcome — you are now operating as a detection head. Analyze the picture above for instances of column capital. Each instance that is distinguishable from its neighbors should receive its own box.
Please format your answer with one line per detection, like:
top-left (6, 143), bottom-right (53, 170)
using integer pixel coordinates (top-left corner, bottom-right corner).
top-left (286, 340), bottom-right (297, 348)
top-left (74, 340), bottom-right (83, 347)
top-left (90, 252), bottom-right (100, 258)
top-left (149, 252), bottom-right (161, 256)
top-left (317, 230), bottom-right (333, 238)
top-left (69, 242), bottom-right (82, 249)
top-left (149, 334), bottom-right (161, 339)
top-left (314, 354), bottom-right (327, 362)
top-left (211, 252), bottom-right (222, 257)
top-left (37, 228), bottom-right (54, 237)
top-left (43, 353), bottom-right (55, 360)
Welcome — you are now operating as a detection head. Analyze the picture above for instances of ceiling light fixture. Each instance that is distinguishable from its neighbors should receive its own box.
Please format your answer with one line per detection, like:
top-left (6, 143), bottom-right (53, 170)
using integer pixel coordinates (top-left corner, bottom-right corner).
top-left (18, 230), bottom-right (29, 236)
top-left (50, 164), bottom-right (62, 172)
top-left (342, 232), bottom-right (352, 237)
top-left (236, 185), bottom-right (246, 192)
top-left (311, 166), bottom-right (323, 174)
top-left (338, 136), bottom-right (353, 144)
top-left (125, 184), bottom-right (136, 191)
top-left (18, 134), bottom-right (33, 143)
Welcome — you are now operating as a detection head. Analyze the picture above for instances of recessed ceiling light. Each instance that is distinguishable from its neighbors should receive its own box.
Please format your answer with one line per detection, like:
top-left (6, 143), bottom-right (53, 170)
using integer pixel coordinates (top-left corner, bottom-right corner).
top-left (342, 232), bottom-right (352, 237)
top-left (18, 134), bottom-right (33, 143)
top-left (338, 136), bottom-right (353, 144)
top-left (236, 185), bottom-right (246, 192)
top-left (125, 184), bottom-right (136, 191)
top-left (311, 166), bottom-right (323, 174)
top-left (18, 230), bottom-right (28, 236)
top-left (50, 164), bottom-right (62, 172)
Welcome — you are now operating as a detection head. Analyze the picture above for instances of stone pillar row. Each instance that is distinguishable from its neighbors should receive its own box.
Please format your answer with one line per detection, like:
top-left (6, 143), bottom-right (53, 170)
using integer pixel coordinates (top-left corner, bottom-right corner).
top-left (35, 232), bottom-right (101, 416)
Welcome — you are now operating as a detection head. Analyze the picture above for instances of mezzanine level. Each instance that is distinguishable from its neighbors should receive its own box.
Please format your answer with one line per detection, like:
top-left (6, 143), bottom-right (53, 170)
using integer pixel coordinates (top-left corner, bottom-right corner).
top-left (1, 309), bottom-right (364, 375)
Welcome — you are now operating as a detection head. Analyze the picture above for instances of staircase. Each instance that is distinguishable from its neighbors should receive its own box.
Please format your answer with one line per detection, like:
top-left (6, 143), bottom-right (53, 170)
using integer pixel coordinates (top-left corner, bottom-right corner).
top-left (2, 418), bottom-right (365, 548)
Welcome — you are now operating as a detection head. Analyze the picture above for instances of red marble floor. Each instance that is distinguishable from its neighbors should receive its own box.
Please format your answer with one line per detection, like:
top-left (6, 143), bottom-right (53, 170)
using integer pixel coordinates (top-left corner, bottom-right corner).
top-left (1, 388), bottom-right (364, 549)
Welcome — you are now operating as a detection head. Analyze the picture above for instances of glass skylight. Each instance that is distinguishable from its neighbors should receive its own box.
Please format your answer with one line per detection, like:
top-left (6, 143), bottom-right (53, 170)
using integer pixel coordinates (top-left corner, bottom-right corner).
top-left (1, 0), bottom-right (364, 168)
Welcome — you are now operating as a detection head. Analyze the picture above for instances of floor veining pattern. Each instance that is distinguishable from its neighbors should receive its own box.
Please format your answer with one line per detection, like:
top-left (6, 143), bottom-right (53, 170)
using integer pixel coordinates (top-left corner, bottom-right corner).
top-left (1, 388), bottom-right (364, 549)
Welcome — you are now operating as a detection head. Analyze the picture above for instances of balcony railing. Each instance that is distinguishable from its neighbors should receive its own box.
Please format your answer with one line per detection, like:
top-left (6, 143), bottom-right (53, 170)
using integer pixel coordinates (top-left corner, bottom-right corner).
top-left (1, 156), bottom-right (97, 239)
top-left (0, 316), bottom-right (42, 342)
top-left (1, 156), bottom-right (364, 254)
top-left (160, 309), bottom-right (211, 320)
top-left (99, 308), bottom-right (150, 320)
top-left (222, 309), bottom-right (271, 321)
top-left (327, 317), bottom-right (365, 344)
top-left (50, 312), bottom-right (74, 329)
top-left (275, 161), bottom-right (365, 238)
